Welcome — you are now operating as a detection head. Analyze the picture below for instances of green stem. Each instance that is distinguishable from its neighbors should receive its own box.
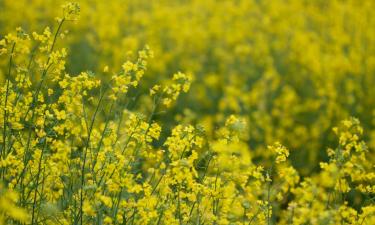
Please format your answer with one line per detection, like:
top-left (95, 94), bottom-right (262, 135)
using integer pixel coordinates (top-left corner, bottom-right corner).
top-left (15, 18), bottom-right (66, 198)
top-left (31, 139), bottom-right (48, 224)
top-left (1, 42), bottom-right (15, 179)
top-left (79, 88), bottom-right (106, 225)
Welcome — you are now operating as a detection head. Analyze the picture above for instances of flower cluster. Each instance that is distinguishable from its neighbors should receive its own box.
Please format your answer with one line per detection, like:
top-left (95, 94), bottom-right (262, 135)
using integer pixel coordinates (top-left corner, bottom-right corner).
top-left (0, 1), bottom-right (374, 225)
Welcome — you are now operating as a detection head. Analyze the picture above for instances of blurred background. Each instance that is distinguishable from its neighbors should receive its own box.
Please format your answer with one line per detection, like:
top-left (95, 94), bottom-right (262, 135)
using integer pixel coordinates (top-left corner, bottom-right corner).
top-left (1, 0), bottom-right (374, 176)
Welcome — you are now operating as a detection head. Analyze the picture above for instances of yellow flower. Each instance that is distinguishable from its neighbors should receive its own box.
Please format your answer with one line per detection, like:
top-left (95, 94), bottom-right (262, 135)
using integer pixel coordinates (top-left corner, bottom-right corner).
top-left (82, 200), bottom-right (96, 217)
top-left (122, 61), bottom-right (134, 73)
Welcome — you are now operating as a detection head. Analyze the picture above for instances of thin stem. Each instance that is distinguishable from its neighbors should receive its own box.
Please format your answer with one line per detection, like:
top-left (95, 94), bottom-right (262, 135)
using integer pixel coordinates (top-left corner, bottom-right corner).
top-left (31, 138), bottom-right (48, 224)
top-left (177, 186), bottom-right (182, 225)
top-left (2, 42), bottom-right (16, 158)
top-left (0, 42), bottom-right (16, 180)
top-left (267, 182), bottom-right (271, 225)
top-left (79, 88), bottom-right (106, 225)
top-left (15, 17), bottom-right (66, 195)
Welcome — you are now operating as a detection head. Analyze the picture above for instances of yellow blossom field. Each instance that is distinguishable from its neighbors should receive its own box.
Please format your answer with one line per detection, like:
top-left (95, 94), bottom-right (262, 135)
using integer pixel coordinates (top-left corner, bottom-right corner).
top-left (0, 0), bottom-right (374, 224)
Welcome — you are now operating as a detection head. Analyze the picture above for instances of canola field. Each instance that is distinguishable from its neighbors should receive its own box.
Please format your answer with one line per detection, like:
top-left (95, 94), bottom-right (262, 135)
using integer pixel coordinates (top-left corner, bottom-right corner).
top-left (0, 0), bottom-right (374, 224)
